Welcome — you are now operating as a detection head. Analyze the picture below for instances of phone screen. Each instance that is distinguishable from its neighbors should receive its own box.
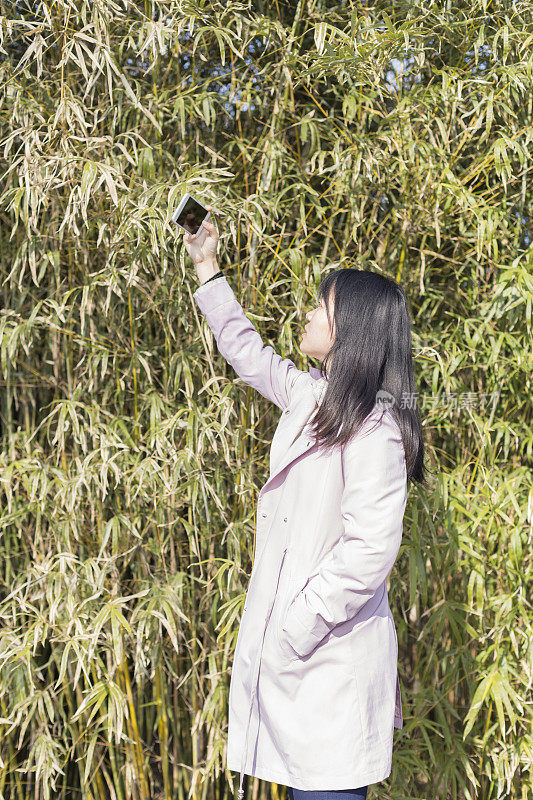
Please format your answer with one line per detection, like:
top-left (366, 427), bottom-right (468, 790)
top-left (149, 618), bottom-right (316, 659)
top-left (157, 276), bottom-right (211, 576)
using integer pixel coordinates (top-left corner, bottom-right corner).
top-left (174, 196), bottom-right (207, 234)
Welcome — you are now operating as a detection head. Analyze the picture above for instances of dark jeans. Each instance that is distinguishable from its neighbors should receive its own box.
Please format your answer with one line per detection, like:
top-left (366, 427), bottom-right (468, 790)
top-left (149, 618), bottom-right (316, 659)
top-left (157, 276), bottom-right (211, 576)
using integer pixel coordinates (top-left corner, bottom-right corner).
top-left (287, 787), bottom-right (368, 800)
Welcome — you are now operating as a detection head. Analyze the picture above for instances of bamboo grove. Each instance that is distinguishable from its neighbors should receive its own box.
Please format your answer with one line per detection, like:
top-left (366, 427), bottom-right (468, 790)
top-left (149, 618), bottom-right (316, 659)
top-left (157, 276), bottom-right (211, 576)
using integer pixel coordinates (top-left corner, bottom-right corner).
top-left (0, 1), bottom-right (531, 799)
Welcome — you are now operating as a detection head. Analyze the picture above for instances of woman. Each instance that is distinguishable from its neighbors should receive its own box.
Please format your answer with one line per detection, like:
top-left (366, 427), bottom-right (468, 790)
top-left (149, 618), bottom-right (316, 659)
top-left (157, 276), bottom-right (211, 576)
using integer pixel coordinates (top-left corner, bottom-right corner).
top-left (184, 210), bottom-right (427, 800)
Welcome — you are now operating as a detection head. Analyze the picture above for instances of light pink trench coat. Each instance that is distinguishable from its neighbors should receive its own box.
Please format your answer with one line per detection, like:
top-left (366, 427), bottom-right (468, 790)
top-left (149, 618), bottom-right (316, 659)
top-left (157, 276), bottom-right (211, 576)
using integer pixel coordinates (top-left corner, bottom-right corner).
top-left (193, 276), bottom-right (407, 797)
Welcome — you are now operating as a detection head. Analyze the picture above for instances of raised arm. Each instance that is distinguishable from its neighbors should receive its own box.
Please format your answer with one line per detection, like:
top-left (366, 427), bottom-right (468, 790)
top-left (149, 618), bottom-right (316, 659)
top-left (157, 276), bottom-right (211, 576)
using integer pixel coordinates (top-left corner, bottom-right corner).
top-left (193, 275), bottom-right (307, 410)
top-left (182, 209), bottom-right (308, 410)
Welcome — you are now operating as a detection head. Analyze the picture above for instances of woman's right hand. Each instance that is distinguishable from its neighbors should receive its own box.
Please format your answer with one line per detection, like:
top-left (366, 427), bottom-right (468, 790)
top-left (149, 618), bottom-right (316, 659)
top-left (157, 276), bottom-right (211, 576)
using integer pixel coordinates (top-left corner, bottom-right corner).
top-left (183, 205), bottom-right (220, 269)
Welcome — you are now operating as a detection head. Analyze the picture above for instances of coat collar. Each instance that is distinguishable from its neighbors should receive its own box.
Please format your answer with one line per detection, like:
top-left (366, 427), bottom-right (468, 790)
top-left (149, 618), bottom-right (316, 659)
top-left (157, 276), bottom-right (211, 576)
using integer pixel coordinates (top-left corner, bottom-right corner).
top-left (310, 376), bottom-right (327, 407)
top-left (308, 365), bottom-right (328, 408)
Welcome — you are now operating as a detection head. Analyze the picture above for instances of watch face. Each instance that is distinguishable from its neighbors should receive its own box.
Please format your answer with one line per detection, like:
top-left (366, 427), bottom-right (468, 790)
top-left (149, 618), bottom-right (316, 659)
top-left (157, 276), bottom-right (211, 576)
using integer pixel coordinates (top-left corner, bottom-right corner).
top-left (174, 196), bottom-right (207, 234)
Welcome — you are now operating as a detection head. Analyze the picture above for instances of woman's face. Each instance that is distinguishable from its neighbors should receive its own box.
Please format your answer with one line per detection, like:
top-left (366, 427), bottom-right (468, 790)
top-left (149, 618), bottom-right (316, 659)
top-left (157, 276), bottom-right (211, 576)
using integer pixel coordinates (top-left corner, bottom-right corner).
top-left (300, 290), bottom-right (336, 361)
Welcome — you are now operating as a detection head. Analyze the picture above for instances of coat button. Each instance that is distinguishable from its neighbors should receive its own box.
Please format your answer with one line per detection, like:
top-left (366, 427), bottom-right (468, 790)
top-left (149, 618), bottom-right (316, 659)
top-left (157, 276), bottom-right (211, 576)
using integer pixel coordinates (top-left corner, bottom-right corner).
top-left (284, 409), bottom-right (290, 414)
top-left (262, 512), bottom-right (267, 517)
top-left (283, 517), bottom-right (287, 522)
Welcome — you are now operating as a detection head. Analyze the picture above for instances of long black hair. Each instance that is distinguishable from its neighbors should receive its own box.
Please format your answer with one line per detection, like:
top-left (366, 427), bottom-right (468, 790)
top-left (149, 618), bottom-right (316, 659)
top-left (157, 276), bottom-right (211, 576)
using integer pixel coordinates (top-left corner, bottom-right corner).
top-left (308, 268), bottom-right (428, 487)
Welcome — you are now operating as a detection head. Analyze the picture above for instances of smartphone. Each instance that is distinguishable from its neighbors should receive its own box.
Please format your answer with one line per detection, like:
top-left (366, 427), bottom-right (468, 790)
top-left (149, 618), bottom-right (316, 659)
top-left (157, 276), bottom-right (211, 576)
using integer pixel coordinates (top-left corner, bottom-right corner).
top-left (171, 193), bottom-right (211, 245)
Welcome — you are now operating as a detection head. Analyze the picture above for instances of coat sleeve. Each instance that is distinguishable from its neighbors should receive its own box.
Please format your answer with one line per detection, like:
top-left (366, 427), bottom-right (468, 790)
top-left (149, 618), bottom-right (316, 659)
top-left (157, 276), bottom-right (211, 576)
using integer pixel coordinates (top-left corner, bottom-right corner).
top-left (193, 275), bottom-right (307, 410)
top-left (281, 411), bottom-right (408, 657)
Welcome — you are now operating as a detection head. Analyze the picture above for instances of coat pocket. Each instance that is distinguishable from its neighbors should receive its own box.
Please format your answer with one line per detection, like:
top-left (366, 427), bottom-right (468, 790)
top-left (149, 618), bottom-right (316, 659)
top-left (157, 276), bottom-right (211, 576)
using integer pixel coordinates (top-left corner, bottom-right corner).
top-left (275, 559), bottom-right (300, 662)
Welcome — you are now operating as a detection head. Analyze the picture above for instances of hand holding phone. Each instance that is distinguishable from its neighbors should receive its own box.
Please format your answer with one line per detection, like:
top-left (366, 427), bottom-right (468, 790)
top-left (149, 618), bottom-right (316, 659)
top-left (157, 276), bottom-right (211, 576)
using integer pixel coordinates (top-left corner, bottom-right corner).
top-left (173, 193), bottom-right (220, 267)
top-left (183, 205), bottom-right (219, 269)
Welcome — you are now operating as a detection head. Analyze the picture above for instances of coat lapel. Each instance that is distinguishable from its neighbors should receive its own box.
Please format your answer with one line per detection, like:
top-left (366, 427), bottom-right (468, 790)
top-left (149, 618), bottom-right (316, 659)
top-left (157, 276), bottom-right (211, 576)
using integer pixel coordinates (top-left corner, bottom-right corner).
top-left (259, 368), bottom-right (327, 499)
top-left (264, 422), bottom-right (315, 491)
